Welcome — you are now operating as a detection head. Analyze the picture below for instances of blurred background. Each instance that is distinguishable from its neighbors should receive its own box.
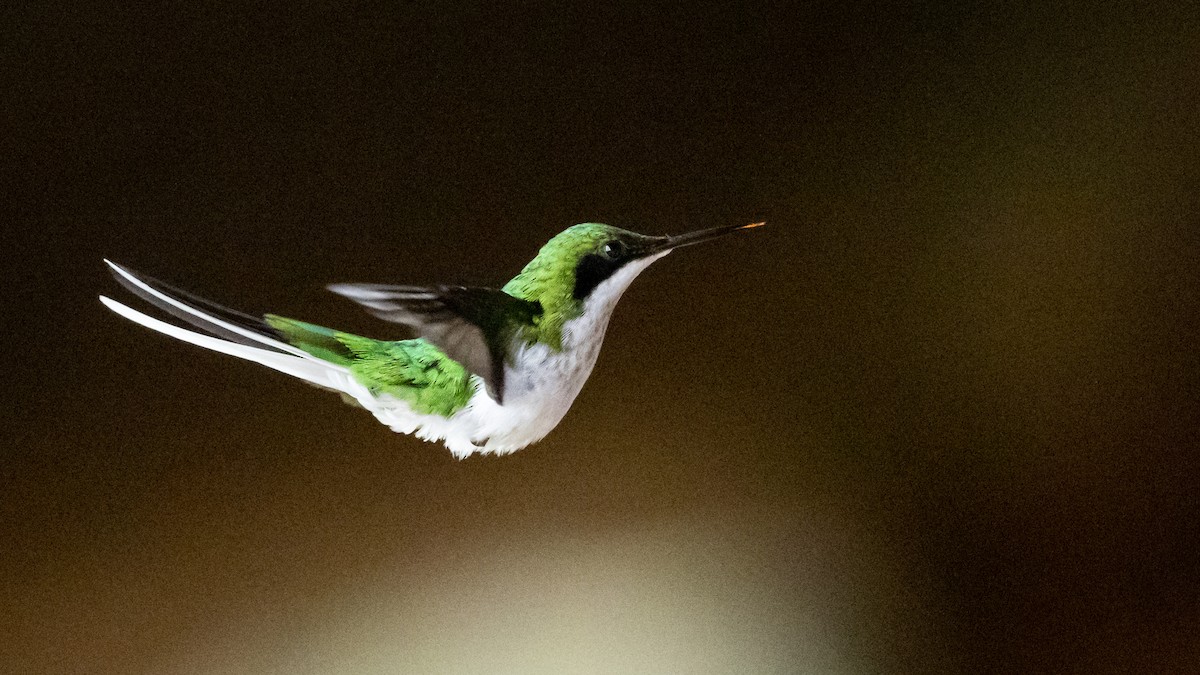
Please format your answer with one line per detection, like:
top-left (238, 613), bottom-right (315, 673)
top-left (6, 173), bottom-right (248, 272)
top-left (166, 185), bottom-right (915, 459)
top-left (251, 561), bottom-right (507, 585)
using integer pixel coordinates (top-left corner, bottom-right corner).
top-left (2, 3), bottom-right (1198, 673)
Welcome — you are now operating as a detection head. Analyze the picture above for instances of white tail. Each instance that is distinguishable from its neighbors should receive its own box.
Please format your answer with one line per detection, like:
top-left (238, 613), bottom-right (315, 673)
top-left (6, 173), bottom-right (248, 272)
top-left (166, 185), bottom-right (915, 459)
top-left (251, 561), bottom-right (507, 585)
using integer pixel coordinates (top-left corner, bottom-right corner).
top-left (99, 260), bottom-right (359, 395)
top-left (99, 295), bottom-right (355, 391)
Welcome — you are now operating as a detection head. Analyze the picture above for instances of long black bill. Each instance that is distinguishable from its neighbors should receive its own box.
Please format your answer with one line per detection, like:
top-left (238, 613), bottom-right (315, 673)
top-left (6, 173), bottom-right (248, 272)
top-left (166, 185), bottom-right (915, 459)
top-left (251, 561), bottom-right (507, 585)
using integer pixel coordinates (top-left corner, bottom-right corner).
top-left (645, 221), bottom-right (766, 255)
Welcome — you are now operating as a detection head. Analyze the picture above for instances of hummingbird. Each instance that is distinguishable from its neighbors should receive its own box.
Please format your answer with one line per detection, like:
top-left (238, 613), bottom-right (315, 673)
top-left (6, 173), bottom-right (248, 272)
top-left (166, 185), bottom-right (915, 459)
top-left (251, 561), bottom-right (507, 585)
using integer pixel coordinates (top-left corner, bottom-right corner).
top-left (101, 221), bottom-right (764, 457)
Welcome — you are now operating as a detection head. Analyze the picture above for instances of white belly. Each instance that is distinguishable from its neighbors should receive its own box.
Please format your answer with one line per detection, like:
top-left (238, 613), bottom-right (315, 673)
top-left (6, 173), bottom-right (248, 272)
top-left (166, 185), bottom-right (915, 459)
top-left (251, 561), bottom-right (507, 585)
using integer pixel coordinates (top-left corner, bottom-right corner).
top-left (364, 328), bottom-right (604, 457)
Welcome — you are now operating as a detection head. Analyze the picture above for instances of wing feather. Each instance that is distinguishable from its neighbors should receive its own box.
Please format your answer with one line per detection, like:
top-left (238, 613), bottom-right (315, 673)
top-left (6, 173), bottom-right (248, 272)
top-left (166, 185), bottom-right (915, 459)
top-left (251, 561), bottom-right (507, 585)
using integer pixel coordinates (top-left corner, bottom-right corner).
top-left (326, 283), bottom-right (540, 402)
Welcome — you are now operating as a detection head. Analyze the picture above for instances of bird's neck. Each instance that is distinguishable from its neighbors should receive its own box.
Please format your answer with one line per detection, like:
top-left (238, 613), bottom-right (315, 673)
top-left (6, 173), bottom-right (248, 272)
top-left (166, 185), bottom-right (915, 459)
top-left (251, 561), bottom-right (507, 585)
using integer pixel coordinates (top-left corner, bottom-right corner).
top-left (503, 263), bottom-right (582, 352)
top-left (503, 250), bottom-right (669, 355)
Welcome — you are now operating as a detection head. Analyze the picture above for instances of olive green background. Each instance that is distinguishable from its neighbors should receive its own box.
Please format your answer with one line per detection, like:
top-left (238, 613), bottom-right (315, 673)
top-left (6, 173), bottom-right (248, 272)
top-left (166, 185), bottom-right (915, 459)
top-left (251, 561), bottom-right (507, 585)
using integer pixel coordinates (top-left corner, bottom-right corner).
top-left (3, 4), bottom-right (1198, 673)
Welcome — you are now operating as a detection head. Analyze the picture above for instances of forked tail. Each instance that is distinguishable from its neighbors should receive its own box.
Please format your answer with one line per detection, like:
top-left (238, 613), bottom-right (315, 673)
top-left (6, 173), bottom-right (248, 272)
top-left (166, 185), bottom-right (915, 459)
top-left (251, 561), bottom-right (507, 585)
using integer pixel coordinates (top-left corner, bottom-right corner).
top-left (99, 260), bottom-right (359, 395)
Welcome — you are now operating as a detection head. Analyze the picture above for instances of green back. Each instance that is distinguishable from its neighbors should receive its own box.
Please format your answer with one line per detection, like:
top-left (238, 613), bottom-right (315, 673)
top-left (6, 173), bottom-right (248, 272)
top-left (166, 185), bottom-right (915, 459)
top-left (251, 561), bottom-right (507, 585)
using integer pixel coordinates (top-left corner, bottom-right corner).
top-left (265, 315), bottom-right (474, 417)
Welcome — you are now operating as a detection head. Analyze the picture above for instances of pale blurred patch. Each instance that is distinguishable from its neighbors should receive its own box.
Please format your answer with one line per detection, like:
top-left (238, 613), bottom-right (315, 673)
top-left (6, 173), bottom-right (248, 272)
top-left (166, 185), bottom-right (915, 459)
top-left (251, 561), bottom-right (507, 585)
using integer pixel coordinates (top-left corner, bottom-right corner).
top-left (168, 519), bottom-right (854, 674)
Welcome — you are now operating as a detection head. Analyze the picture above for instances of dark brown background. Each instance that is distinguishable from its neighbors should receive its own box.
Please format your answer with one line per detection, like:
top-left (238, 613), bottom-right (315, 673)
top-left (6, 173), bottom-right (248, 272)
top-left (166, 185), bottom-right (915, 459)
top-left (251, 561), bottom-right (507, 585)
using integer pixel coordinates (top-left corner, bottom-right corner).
top-left (3, 3), bottom-right (1198, 673)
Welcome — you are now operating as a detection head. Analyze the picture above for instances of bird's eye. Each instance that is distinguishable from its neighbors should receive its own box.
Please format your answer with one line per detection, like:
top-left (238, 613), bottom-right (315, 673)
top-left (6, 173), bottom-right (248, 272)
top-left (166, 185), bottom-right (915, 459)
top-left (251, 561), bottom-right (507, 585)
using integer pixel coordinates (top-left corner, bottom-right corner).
top-left (602, 240), bottom-right (626, 259)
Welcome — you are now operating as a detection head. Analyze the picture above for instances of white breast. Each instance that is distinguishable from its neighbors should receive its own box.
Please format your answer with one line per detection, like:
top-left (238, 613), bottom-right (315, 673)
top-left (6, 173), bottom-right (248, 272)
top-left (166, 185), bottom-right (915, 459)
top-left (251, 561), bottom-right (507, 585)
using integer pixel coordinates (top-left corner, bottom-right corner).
top-left (365, 251), bottom-right (669, 457)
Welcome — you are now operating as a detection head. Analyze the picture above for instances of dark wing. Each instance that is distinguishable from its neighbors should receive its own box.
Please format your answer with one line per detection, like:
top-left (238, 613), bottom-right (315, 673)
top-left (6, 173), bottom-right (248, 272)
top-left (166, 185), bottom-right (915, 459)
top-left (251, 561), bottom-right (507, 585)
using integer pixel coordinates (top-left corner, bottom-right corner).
top-left (326, 283), bottom-right (541, 403)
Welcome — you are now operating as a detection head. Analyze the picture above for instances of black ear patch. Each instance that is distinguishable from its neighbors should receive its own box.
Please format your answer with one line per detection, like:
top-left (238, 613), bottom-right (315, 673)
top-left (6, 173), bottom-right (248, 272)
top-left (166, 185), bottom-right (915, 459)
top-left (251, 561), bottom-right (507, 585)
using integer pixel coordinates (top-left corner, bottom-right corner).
top-left (573, 253), bottom-right (624, 300)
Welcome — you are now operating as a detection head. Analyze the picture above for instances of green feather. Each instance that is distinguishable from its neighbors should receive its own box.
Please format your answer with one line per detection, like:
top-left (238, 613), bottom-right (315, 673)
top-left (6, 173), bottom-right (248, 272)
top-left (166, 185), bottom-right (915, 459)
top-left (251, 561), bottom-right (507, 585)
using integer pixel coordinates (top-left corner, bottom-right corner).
top-left (265, 315), bottom-right (474, 417)
top-left (264, 315), bottom-right (356, 365)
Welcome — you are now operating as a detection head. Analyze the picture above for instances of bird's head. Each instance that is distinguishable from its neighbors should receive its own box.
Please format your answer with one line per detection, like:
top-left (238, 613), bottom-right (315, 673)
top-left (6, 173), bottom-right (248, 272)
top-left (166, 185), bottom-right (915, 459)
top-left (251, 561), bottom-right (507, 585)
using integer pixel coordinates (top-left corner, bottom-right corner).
top-left (503, 221), bottom-right (763, 347)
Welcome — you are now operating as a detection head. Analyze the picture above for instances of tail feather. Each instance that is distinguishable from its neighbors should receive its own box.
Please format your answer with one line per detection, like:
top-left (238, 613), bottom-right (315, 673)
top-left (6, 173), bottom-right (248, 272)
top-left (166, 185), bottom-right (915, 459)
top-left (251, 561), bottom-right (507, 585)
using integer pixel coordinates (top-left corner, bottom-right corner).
top-left (99, 261), bottom-right (362, 395)
top-left (104, 260), bottom-right (310, 359)
top-left (264, 315), bottom-right (357, 366)
top-left (99, 296), bottom-right (354, 391)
